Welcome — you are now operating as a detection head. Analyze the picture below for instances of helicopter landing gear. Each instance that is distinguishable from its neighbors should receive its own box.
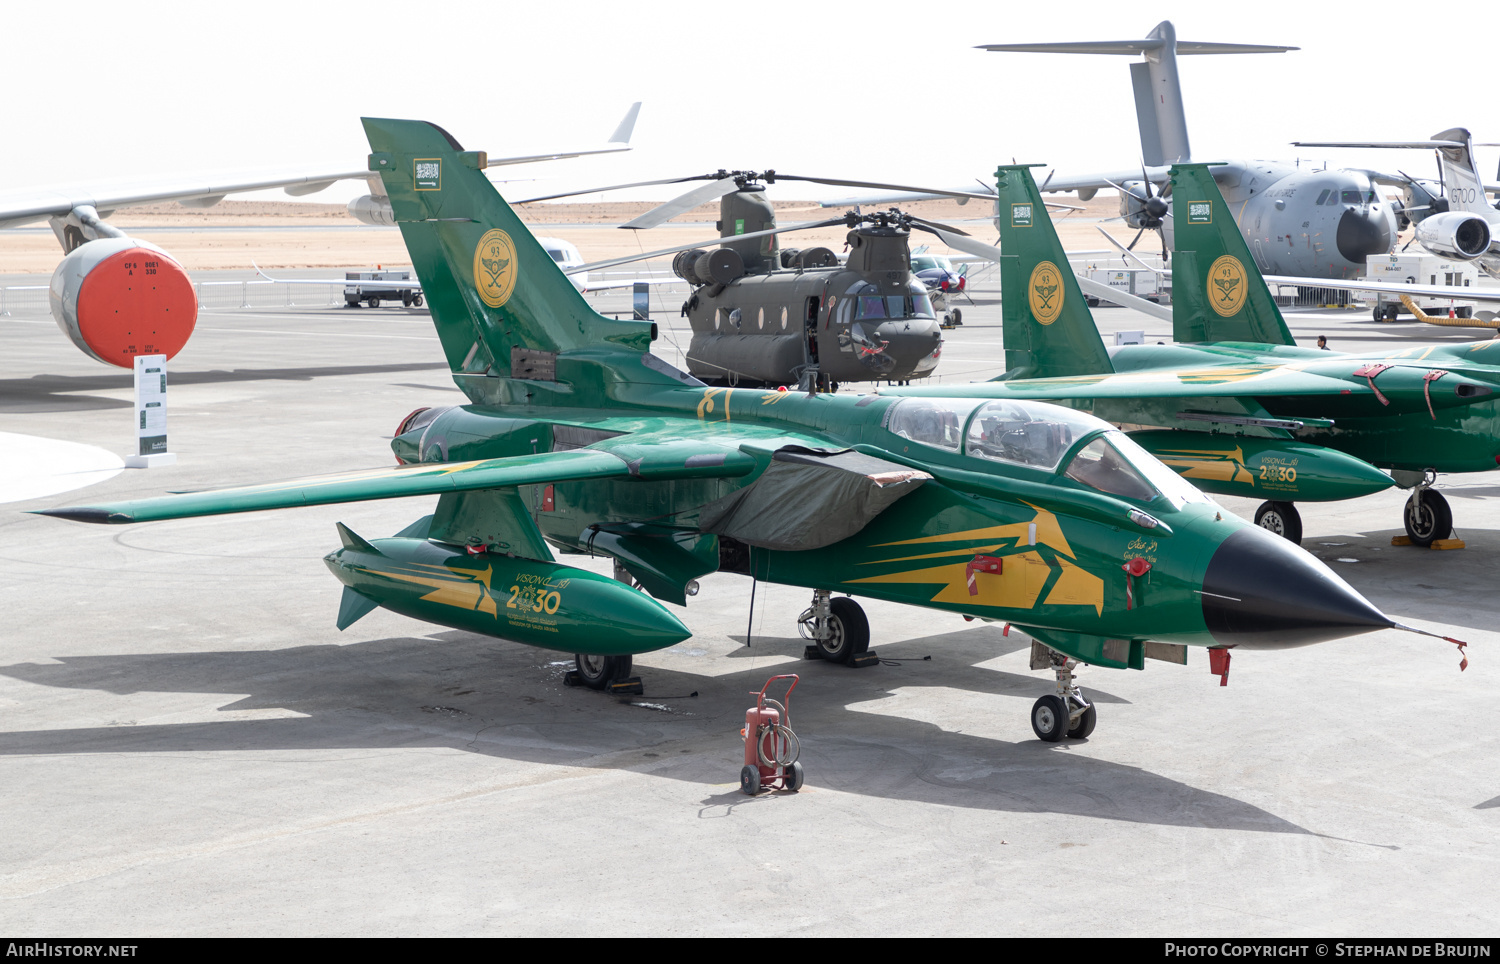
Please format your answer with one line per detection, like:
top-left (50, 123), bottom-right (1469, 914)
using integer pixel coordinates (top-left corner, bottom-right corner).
top-left (799, 590), bottom-right (876, 666)
top-left (1031, 649), bottom-right (1095, 742)
top-left (1254, 501), bottom-right (1303, 544)
top-left (1404, 472), bottom-right (1452, 547)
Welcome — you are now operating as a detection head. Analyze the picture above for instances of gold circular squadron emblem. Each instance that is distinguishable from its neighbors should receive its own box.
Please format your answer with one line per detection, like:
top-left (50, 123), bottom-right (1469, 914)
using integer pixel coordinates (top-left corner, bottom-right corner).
top-left (474, 229), bottom-right (518, 308)
top-left (1207, 255), bottom-right (1248, 318)
top-left (1028, 260), bottom-right (1064, 326)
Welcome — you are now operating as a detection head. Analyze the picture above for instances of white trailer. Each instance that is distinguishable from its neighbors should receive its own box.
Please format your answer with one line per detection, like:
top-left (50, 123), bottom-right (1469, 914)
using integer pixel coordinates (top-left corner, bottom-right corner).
top-left (1361, 253), bottom-right (1477, 321)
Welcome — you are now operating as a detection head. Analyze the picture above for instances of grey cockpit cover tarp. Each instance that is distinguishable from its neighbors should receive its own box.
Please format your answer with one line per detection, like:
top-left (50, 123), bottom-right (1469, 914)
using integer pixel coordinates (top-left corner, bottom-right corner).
top-left (698, 447), bottom-right (930, 551)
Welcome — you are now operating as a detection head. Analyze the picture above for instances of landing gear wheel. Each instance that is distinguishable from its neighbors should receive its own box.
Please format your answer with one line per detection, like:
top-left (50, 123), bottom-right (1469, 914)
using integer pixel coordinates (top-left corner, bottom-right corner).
top-left (1067, 703), bottom-right (1097, 740)
top-left (784, 761), bottom-right (805, 792)
top-left (1385, 304), bottom-right (1401, 321)
top-left (740, 765), bottom-right (760, 796)
top-left (1372, 306), bottom-right (1384, 323)
top-left (1404, 488), bottom-right (1452, 547)
top-left (951, 308), bottom-right (962, 325)
top-left (819, 597), bottom-right (870, 664)
top-left (1255, 500), bottom-right (1303, 544)
top-left (573, 653), bottom-right (632, 690)
top-left (1031, 695), bottom-right (1069, 742)
top-left (401, 291), bottom-right (413, 307)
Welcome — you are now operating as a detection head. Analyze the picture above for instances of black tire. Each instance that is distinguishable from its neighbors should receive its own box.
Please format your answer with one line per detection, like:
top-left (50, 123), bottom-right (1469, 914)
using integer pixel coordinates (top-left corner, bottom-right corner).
top-left (951, 308), bottom-right (962, 325)
top-left (1372, 306), bottom-right (1384, 323)
top-left (366, 296), bottom-right (380, 309)
top-left (784, 760), bottom-right (804, 792)
top-left (1458, 307), bottom-right (1473, 319)
top-left (413, 293), bottom-right (424, 307)
top-left (1404, 489), bottom-right (1452, 547)
top-left (1254, 501), bottom-right (1303, 544)
top-left (1067, 702), bottom-right (1097, 739)
top-left (1031, 694), bottom-right (1069, 742)
top-left (1385, 304), bottom-right (1401, 321)
top-left (573, 653), bottom-right (632, 690)
top-left (402, 291), bottom-right (413, 307)
top-left (818, 597), bottom-right (871, 664)
top-left (740, 765), bottom-right (761, 796)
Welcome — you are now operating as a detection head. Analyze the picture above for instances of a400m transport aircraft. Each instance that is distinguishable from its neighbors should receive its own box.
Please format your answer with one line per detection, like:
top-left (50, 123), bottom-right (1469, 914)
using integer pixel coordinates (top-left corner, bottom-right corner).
top-left (36, 118), bottom-right (1466, 744)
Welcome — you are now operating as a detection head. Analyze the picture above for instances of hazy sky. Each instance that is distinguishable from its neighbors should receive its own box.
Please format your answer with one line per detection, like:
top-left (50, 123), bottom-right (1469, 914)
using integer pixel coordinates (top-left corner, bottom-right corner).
top-left (6, 0), bottom-right (1488, 207)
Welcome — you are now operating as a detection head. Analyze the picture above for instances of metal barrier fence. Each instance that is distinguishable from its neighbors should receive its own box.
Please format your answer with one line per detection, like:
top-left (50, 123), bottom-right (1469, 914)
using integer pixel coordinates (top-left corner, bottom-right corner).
top-left (1, 281), bottom-right (345, 316)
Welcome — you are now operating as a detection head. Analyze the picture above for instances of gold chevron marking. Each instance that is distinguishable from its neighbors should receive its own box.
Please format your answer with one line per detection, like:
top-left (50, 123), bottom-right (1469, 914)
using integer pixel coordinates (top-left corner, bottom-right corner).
top-left (1046, 556), bottom-right (1104, 616)
top-left (373, 564), bottom-right (497, 616)
top-left (871, 503), bottom-right (1074, 560)
top-left (1155, 447), bottom-right (1255, 485)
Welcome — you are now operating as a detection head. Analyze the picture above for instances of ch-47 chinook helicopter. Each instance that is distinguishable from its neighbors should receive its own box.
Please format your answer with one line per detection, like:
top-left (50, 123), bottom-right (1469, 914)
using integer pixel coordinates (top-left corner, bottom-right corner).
top-left (37, 118), bottom-right (1470, 744)
top-left (519, 170), bottom-right (1017, 391)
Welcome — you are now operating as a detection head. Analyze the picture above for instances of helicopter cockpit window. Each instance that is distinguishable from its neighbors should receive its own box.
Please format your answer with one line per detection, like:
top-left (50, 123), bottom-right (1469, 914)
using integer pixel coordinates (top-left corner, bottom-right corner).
top-left (1063, 431), bottom-right (1212, 508)
top-left (853, 289), bottom-right (936, 321)
top-left (964, 400), bottom-right (1105, 470)
top-left (884, 397), bottom-right (982, 451)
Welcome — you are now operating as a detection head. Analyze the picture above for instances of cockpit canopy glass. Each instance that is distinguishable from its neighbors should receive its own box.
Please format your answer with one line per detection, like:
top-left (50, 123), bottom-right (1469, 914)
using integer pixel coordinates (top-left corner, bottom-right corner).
top-left (853, 285), bottom-right (935, 321)
top-left (885, 397), bottom-right (982, 451)
top-left (1063, 431), bottom-right (1212, 508)
top-left (964, 400), bottom-right (1109, 470)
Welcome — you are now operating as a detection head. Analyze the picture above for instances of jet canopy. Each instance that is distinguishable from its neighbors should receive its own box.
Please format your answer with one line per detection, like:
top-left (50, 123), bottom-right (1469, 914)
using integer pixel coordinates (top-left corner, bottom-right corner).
top-left (883, 397), bottom-right (1212, 509)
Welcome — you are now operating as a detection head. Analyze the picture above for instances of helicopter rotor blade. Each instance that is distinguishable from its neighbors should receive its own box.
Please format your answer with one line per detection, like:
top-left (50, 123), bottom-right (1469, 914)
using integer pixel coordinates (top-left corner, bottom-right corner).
top-left (769, 174), bottom-right (997, 202)
top-left (621, 179), bottom-right (746, 230)
top-left (514, 174), bottom-right (722, 205)
top-left (565, 218), bottom-right (850, 276)
top-left (906, 215), bottom-right (972, 237)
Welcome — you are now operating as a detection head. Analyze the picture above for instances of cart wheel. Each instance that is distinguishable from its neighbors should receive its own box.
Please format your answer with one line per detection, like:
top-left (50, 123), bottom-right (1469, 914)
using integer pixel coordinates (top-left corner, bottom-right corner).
top-left (573, 653), bottom-right (632, 690)
top-left (1067, 703), bottom-right (1097, 740)
top-left (818, 596), bottom-right (870, 664)
top-left (784, 761), bottom-right (805, 792)
top-left (740, 765), bottom-right (761, 796)
top-left (1254, 501), bottom-right (1303, 544)
top-left (366, 295), bottom-right (380, 309)
top-left (413, 293), bottom-right (424, 307)
top-left (1031, 694), bottom-right (1069, 742)
top-left (1404, 489), bottom-right (1452, 547)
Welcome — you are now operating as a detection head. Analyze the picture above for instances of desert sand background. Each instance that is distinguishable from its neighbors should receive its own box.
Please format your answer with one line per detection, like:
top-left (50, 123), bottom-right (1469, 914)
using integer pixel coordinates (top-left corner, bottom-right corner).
top-left (0, 195), bottom-right (1136, 274)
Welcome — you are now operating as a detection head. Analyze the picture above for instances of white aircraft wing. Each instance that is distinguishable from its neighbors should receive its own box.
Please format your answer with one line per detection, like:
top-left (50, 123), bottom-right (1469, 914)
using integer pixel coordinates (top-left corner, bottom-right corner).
top-left (0, 103), bottom-right (642, 231)
top-left (1261, 274), bottom-right (1500, 303)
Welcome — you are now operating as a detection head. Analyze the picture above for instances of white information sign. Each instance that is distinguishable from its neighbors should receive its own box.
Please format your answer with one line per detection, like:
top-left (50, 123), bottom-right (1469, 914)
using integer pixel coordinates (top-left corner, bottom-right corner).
top-left (126, 354), bottom-right (175, 468)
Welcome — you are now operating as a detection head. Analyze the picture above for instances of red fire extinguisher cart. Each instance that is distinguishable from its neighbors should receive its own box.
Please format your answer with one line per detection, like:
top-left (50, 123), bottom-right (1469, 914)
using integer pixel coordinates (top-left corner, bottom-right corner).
top-left (740, 674), bottom-right (804, 795)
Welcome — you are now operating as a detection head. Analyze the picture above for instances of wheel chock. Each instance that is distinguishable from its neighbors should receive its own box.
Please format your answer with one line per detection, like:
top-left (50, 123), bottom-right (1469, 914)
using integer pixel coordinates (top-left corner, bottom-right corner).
top-left (1391, 536), bottom-right (1412, 546)
top-left (607, 677), bottom-right (645, 695)
top-left (848, 651), bottom-right (881, 669)
top-left (563, 669), bottom-right (581, 687)
top-left (802, 645), bottom-right (823, 661)
top-left (1431, 539), bottom-right (1466, 550)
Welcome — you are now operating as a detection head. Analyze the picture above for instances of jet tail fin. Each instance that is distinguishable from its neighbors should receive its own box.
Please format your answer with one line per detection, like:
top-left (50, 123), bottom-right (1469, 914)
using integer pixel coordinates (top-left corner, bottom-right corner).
top-left (993, 165), bottom-right (1113, 378)
top-left (360, 117), bottom-right (668, 396)
top-left (1169, 165), bottom-right (1297, 347)
top-left (1430, 128), bottom-right (1493, 218)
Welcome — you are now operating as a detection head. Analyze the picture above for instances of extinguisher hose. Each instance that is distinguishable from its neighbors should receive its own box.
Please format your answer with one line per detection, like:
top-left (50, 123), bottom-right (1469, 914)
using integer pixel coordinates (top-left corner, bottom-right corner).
top-left (757, 724), bottom-right (801, 768)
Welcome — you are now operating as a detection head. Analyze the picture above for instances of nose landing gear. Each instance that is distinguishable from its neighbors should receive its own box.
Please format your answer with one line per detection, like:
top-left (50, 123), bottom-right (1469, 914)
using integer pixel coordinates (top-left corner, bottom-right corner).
top-left (1030, 646), bottom-right (1096, 742)
top-left (1403, 472), bottom-right (1453, 547)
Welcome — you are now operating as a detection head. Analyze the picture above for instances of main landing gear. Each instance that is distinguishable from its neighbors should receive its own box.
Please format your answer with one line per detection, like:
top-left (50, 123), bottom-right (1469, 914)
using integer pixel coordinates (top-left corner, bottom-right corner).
top-left (799, 590), bottom-right (879, 667)
top-left (564, 561), bottom-right (646, 694)
top-left (1404, 472), bottom-right (1453, 547)
top-left (1254, 501), bottom-right (1303, 544)
top-left (1030, 647), bottom-right (1096, 742)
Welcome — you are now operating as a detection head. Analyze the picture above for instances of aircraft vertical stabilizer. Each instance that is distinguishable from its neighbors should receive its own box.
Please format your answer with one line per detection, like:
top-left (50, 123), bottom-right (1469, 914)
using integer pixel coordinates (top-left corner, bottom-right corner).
top-left (359, 118), bottom-right (658, 384)
top-left (992, 165), bottom-right (1113, 379)
top-left (979, 22), bottom-right (1295, 169)
top-left (1169, 165), bottom-right (1296, 347)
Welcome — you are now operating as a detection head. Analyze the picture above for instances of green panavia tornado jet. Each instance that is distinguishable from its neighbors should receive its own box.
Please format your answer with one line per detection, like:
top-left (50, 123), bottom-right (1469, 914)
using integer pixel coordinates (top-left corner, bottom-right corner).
top-left (36, 119), bottom-right (1457, 743)
top-left (912, 163), bottom-right (1500, 547)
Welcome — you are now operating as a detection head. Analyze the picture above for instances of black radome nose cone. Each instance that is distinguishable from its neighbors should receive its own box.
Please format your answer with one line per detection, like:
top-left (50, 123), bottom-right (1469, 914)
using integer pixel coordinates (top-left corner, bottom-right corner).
top-left (1336, 207), bottom-right (1392, 265)
top-left (1201, 527), bottom-right (1393, 648)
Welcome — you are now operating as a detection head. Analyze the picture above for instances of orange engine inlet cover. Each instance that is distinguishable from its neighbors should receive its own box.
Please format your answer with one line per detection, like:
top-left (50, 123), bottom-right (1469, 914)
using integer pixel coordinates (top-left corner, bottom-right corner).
top-left (73, 246), bottom-right (197, 366)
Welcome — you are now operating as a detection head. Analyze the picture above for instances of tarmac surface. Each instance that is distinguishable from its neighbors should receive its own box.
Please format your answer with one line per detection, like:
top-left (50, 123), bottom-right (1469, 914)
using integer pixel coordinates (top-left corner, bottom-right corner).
top-left (3, 271), bottom-right (1499, 936)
